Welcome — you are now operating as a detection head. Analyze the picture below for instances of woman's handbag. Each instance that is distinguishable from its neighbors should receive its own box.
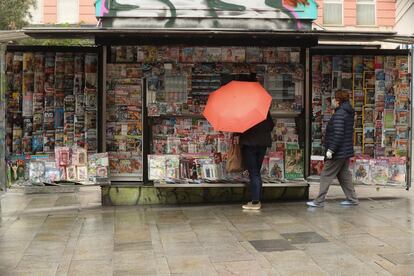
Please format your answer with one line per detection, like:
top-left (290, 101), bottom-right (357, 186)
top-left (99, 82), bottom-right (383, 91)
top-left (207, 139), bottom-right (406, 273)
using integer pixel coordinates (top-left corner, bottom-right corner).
top-left (226, 135), bottom-right (244, 173)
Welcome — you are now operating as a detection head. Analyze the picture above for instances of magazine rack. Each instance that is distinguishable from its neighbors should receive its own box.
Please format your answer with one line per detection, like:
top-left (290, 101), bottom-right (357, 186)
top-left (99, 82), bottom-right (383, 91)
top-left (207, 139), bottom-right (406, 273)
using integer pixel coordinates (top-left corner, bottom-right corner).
top-left (309, 48), bottom-right (412, 190)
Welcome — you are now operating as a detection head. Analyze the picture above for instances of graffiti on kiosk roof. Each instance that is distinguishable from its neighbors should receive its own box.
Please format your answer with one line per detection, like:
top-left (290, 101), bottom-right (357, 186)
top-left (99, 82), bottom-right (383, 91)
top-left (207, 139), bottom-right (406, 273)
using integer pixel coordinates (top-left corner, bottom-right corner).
top-left (95, 0), bottom-right (318, 28)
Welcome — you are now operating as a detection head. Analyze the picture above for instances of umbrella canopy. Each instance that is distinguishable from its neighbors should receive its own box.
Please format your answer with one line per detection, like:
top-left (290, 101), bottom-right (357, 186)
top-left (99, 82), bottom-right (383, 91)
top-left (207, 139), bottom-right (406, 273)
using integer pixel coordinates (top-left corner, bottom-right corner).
top-left (203, 81), bottom-right (272, 133)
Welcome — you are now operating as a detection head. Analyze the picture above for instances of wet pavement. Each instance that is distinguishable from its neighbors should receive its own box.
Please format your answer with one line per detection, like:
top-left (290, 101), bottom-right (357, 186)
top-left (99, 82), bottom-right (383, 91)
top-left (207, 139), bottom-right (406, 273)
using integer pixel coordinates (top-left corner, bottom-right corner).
top-left (1, 184), bottom-right (414, 275)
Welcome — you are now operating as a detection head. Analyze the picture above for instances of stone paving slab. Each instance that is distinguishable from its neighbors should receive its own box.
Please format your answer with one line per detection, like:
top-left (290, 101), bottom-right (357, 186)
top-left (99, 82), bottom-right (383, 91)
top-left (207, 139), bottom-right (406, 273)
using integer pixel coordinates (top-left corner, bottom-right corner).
top-left (0, 185), bottom-right (414, 275)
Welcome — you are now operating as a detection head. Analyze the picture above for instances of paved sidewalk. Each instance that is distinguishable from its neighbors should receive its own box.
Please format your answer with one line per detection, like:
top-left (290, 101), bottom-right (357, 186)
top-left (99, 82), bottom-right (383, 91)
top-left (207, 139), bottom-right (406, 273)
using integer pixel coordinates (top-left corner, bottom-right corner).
top-left (0, 184), bottom-right (413, 275)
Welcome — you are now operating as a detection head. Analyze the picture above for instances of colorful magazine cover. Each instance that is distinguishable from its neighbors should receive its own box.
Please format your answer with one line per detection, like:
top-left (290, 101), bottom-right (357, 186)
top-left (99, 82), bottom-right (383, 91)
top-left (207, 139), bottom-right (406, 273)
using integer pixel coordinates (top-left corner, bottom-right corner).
top-left (383, 109), bottom-right (395, 129)
top-left (354, 158), bottom-right (370, 184)
top-left (165, 155), bottom-right (180, 179)
top-left (284, 148), bottom-right (303, 180)
top-left (310, 155), bottom-right (324, 176)
top-left (370, 158), bottom-right (388, 185)
top-left (269, 152), bottom-right (284, 180)
top-left (246, 47), bottom-right (263, 63)
top-left (388, 157), bottom-right (406, 185)
top-left (76, 166), bottom-right (88, 181)
top-left (29, 159), bottom-right (46, 184)
top-left (395, 111), bottom-right (408, 125)
top-left (363, 127), bottom-right (375, 144)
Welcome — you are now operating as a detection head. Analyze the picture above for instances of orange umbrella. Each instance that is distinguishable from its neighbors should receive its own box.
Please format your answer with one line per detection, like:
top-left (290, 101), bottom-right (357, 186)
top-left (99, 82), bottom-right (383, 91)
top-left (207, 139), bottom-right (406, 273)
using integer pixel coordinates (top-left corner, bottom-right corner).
top-left (203, 81), bottom-right (272, 133)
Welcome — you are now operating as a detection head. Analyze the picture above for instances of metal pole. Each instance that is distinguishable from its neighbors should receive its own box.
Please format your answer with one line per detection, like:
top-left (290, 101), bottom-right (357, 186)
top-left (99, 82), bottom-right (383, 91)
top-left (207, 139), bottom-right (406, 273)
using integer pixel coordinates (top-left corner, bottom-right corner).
top-left (0, 44), bottom-right (6, 191)
top-left (409, 45), bottom-right (414, 190)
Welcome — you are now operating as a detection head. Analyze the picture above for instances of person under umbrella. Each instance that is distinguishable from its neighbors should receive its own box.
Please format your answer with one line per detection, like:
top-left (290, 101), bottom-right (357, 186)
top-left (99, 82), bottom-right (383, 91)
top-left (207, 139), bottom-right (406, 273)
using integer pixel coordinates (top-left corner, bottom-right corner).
top-left (239, 111), bottom-right (275, 210)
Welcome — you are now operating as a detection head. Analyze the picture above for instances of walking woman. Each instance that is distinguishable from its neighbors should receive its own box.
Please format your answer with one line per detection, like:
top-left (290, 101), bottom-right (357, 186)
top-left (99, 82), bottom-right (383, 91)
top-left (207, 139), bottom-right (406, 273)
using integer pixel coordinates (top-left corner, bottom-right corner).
top-left (307, 90), bottom-right (359, 207)
top-left (240, 112), bottom-right (275, 210)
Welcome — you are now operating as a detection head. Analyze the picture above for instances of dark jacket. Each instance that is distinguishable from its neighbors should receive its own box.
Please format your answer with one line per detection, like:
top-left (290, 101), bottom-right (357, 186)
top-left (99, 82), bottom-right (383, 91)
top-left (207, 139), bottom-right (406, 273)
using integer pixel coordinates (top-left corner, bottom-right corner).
top-left (240, 113), bottom-right (275, 147)
top-left (325, 101), bottom-right (355, 159)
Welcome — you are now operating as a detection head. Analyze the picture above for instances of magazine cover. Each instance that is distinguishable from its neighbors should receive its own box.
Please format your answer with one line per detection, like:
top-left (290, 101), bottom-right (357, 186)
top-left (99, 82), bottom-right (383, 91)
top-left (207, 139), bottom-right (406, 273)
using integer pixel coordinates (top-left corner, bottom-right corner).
top-left (76, 166), bottom-right (88, 181)
top-left (72, 147), bottom-right (87, 166)
top-left (7, 155), bottom-right (27, 184)
top-left (44, 161), bottom-right (61, 182)
top-left (269, 152), bottom-right (284, 180)
top-left (246, 47), bottom-right (263, 63)
top-left (364, 71), bottom-right (375, 89)
top-left (193, 47), bottom-right (207, 62)
top-left (388, 157), bottom-right (407, 185)
top-left (354, 131), bottom-right (363, 146)
top-left (353, 56), bottom-right (364, 73)
top-left (365, 89), bottom-right (375, 105)
top-left (370, 158), bottom-right (389, 185)
top-left (383, 109), bottom-right (395, 129)
top-left (32, 132), bottom-right (43, 153)
top-left (396, 111), bottom-right (408, 125)
top-left (363, 107), bottom-right (374, 124)
top-left (363, 127), bottom-right (375, 144)
top-left (261, 156), bottom-right (270, 176)
top-left (284, 148), bottom-right (303, 180)
top-left (66, 166), bottom-right (77, 181)
top-left (310, 155), bottom-right (324, 176)
top-left (263, 47), bottom-right (276, 63)
top-left (396, 125), bottom-right (409, 140)
top-left (205, 47), bottom-right (222, 62)
top-left (354, 158), bottom-right (370, 184)
top-left (180, 47), bottom-right (194, 63)
top-left (29, 159), bottom-right (46, 184)
top-left (363, 143), bottom-right (375, 157)
top-left (165, 155), bottom-right (180, 179)
top-left (385, 95), bottom-right (396, 109)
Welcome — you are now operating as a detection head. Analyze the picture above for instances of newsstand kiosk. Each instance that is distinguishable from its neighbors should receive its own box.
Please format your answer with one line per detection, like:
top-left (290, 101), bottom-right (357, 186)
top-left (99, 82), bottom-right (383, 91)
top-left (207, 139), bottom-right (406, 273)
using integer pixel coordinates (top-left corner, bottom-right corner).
top-left (1, 0), bottom-right (413, 205)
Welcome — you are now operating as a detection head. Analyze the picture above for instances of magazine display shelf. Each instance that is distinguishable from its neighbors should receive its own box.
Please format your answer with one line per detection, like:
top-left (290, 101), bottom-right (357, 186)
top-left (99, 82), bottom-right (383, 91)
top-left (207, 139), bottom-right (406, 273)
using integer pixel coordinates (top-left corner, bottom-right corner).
top-left (309, 48), bottom-right (412, 189)
top-left (99, 44), bottom-right (310, 205)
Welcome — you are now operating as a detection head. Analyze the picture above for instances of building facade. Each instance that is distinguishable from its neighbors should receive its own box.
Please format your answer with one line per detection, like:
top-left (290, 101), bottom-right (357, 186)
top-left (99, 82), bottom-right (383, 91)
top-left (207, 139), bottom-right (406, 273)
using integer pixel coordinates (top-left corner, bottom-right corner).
top-left (394, 0), bottom-right (414, 35)
top-left (29, 0), bottom-right (97, 25)
top-left (314, 0), bottom-right (395, 31)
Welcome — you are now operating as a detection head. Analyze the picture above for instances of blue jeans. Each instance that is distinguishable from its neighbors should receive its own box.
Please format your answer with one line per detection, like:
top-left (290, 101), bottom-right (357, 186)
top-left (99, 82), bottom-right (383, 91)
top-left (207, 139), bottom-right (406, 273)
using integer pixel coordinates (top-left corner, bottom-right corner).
top-left (242, 145), bottom-right (267, 202)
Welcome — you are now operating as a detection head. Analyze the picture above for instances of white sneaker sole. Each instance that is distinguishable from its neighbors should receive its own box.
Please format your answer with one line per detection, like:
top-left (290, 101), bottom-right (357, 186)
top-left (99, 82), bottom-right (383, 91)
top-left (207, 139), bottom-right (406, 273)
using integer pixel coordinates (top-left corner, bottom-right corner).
top-left (242, 206), bottom-right (261, 210)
